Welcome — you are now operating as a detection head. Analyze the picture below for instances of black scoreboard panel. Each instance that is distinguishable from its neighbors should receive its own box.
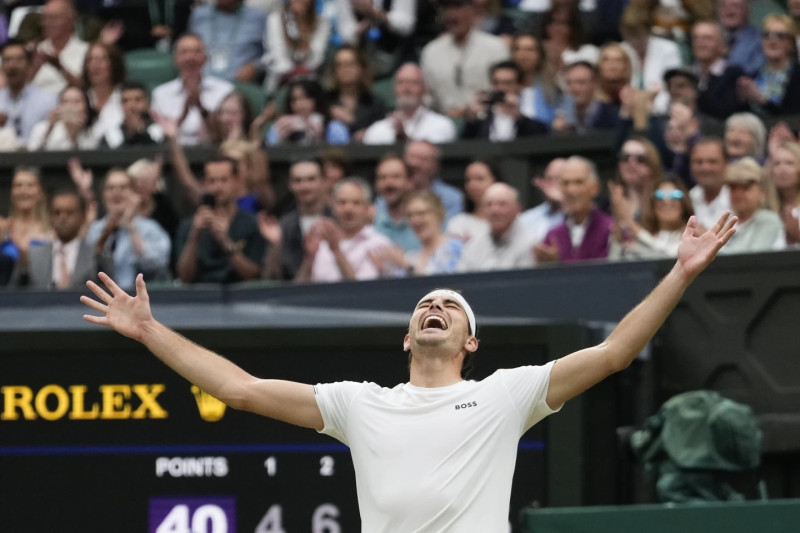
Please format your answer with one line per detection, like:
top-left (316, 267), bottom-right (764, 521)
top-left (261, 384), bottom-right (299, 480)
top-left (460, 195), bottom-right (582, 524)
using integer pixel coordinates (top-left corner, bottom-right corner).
top-left (0, 323), bottom-right (591, 532)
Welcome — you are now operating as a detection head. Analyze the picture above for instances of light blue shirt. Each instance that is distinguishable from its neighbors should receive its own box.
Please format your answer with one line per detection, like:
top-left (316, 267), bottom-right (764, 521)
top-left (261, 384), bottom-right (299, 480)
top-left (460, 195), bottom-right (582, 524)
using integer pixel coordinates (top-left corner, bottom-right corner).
top-left (0, 84), bottom-right (58, 143)
top-left (431, 179), bottom-right (464, 224)
top-left (373, 203), bottom-right (421, 252)
top-left (86, 216), bottom-right (171, 290)
top-left (519, 202), bottom-right (565, 245)
top-left (189, 5), bottom-right (267, 81)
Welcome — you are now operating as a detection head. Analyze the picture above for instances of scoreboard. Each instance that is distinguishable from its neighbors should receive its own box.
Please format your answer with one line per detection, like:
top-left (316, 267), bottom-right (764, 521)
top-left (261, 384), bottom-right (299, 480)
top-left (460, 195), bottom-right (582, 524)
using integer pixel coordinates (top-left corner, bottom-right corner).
top-left (0, 323), bottom-right (589, 532)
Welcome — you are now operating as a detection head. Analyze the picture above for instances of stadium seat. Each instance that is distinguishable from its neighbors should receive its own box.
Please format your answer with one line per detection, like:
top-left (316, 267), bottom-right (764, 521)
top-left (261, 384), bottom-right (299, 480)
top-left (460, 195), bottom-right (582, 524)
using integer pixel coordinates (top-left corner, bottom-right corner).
top-left (233, 81), bottom-right (267, 116)
top-left (373, 77), bottom-right (395, 110)
top-left (124, 49), bottom-right (177, 92)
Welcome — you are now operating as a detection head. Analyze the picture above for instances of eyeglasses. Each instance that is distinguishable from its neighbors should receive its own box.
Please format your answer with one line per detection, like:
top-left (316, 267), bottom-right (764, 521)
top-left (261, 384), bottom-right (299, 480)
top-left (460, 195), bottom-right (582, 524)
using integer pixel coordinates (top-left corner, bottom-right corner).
top-left (619, 153), bottom-right (647, 164)
top-left (761, 30), bottom-right (792, 40)
top-left (654, 189), bottom-right (684, 201)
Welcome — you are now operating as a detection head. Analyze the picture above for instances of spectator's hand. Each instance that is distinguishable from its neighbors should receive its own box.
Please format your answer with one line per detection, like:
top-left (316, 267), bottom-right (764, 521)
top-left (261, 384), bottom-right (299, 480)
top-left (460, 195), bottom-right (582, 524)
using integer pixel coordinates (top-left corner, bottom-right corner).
top-left (209, 215), bottom-right (231, 245)
top-left (120, 194), bottom-right (140, 229)
top-left (618, 84), bottom-right (634, 119)
top-left (551, 110), bottom-right (570, 132)
top-left (608, 181), bottom-right (633, 225)
top-left (466, 91), bottom-right (488, 120)
top-left (782, 206), bottom-right (800, 244)
top-left (768, 121), bottom-right (797, 157)
top-left (68, 157), bottom-right (94, 196)
top-left (736, 77), bottom-right (766, 104)
top-left (151, 25), bottom-right (172, 39)
top-left (532, 174), bottom-right (563, 204)
top-left (151, 111), bottom-right (179, 139)
top-left (250, 104), bottom-right (276, 140)
top-left (43, 52), bottom-right (63, 71)
top-left (319, 218), bottom-right (344, 251)
top-left (100, 20), bottom-right (125, 45)
top-left (275, 115), bottom-right (299, 141)
top-left (192, 206), bottom-right (214, 232)
top-left (235, 64), bottom-right (258, 83)
top-left (330, 105), bottom-right (354, 125)
top-left (533, 242), bottom-right (559, 263)
top-left (303, 226), bottom-right (323, 257)
top-left (368, 245), bottom-right (407, 273)
top-left (257, 211), bottom-right (282, 246)
top-left (0, 112), bottom-right (8, 128)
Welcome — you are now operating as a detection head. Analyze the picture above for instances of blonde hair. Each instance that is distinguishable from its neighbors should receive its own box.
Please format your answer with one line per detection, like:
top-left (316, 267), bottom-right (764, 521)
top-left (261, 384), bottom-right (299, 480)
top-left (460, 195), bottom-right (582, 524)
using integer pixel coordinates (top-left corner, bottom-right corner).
top-left (9, 167), bottom-right (49, 228)
top-left (726, 157), bottom-right (779, 212)
top-left (769, 141), bottom-right (800, 207)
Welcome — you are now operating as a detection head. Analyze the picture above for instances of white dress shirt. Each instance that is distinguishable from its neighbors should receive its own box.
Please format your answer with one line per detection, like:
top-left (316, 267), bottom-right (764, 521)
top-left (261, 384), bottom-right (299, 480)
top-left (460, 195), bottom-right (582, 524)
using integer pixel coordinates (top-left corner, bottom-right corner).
top-left (689, 185), bottom-right (731, 230)
top-left (362, 107), bottom-right (456, 145)
top-left (31, 36), bottom-right (89, 95)
top-left (151, 76), bottom-right (233, 145)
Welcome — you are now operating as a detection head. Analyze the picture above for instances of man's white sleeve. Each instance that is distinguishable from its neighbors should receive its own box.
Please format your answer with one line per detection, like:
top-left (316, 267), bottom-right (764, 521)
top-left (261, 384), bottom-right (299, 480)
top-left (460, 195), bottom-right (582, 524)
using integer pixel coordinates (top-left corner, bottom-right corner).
top-left (313, 381), bottom-right (366, 445)
top-left (498, 361), bottom-right (561, 434)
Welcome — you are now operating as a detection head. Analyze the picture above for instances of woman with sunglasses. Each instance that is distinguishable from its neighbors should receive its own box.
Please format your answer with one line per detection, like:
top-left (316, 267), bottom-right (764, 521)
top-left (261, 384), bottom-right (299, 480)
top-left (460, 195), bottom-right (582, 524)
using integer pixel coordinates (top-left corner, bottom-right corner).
top-left (737, 14), bottom-right (800, 116)
top-left (609, 137), bottom-right (662, 226)
top-left (609, 177), bottom-right (693, 260)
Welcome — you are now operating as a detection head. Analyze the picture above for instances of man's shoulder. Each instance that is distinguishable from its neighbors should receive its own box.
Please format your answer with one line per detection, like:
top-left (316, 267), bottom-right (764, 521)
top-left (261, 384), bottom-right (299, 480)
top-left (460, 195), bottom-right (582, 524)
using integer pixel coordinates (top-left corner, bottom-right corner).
top-left (471, 29), bottom-right (508, 52)
top-left (152, 78), bottom-right (182, 99)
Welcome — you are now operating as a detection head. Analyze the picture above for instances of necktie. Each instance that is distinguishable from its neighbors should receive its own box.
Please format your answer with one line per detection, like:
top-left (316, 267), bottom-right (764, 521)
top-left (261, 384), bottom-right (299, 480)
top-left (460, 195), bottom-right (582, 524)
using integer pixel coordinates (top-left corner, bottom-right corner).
top-left (56, 247), bottom-right (71, 289)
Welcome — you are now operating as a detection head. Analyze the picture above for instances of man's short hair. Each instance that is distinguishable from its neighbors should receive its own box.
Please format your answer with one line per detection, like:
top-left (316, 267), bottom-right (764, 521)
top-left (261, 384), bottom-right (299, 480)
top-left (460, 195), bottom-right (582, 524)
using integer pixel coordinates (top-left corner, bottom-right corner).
top-left (1, 39), bottom-right (30, 60)
top-left (691, 136), bottom-right (726, 157)
top-left (333, 176), bottom-right (373, 203)
top-left (289, 156), bottom-right (323, 173)
top-left (376, 152), bottom-right (411, 177)
top-left (120, 79), bottom-right (150, 96)
top-left (51, 187), bottom-right (87, 213)
top-left (489, 60), bottom-right (524, 84)
top-left (205, 155), bottom-right (238, 177)
top-left (565, 156), bottom-right (599, 182)
top-left (564, 60), bottom-right (597, 77)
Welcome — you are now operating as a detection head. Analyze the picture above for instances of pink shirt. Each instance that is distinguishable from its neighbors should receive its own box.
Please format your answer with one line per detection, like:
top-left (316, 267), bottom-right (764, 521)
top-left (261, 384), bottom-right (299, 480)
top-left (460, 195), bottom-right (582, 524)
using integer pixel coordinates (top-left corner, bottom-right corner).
top-left (311, 225), bottom-right (391, 282)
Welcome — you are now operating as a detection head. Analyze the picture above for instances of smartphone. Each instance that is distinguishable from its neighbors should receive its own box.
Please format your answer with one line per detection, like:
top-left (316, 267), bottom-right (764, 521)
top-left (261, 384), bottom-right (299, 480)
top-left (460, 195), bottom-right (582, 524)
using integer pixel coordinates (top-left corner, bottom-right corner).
top-left (484, 91), bottom-right (506, 106)
top-left (201, 192), bottom-right (216, 208)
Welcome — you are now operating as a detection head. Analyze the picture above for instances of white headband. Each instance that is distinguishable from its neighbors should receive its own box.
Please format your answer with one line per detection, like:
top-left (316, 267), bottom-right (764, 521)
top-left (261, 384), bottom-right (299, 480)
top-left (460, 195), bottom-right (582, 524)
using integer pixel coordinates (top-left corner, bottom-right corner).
top-left (417, 290), bottom-right (476, 336)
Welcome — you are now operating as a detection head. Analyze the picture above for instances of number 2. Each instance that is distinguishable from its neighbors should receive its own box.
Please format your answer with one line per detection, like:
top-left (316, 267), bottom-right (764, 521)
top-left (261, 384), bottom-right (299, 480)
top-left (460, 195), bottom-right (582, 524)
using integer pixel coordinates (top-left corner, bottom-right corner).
top-left (319, 456), bottom-right (334, 477)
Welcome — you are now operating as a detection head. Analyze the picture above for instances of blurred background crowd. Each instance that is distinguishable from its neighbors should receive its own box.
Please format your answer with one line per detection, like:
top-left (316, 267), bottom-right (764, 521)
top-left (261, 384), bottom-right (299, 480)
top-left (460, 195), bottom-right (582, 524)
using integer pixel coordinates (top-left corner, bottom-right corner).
top-left (0, 0), bottom-right (799, 289)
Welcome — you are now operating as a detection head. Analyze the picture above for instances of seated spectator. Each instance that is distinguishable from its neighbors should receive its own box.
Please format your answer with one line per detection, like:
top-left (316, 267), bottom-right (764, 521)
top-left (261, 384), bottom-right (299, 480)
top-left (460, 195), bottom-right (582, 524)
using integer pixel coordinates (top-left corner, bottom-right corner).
top-left (768, 140), bottom-right (800, 246)
top-left (611, 137), bottom-right (663, 224)
top-left (596, 42), bottom-right (632, 107)
top-left (297, 177), bottom-right (391, 282)
top-left (718, 0), bottom-right (764, 76)
top-left (127, 158), bottom-right (180, 240)
top-left (362, 63), bottom-right (456, 144)
top-left (83, 41), bottom-right (124, 140)
top-left (13, 188), bottom-right (98, 288)
top-left (319, 147), bottom-right (351, 192)
top-left (188, 0), bottom-right (266, 83)
top-left (332, 0), bottom-right (416, 79)
top-left (519, 157), bottom-right (566, 245)
top-left (725, 112), bottom-right (766, 162)
top-left (462, 60), bottom-right (548, 141)
top-left (209, 91), bottom-right (254, 144)
top-left (446, 159), bottom-right (499, 243)
top-left (689, 138), bottom-right (730, 230)
top-left (28, 84), bottom-right (101, 150)
top-left (404, 140), bottom-right (464, 223)
top-left (663, 69), bottom-right (700, 112)
top-left (0, 167), bottom-right (52, 272)
top-left (420, 0), bottom-right (509, 117)
top-left (373, 153), bottom-right (419, 252)
top-left (737, 15), bottom-right (800, 117)
top-left (261, 159), bottom-right (331, 280)
top-left (102, 80), bottom-right (165, 149)
top-left (0, 39), bottom-right (57, 149)
top-left (372, 190), bottom-right (463, 276)
top-left (29, 0), bottom-right (88, 95)
top-left (86, 169), bottom-right (171, 290)
top-left (458, 182), bottom-right (535, 272)
top-left (264, 0), bottom-right (331, 91)
top-left (609, 177), bottom-right (693, 260)
top-left (690, 21), bottom-right (746, 121)
top-left (472, 0), bottom-right (516, 43)
top-left (326, 45), bottom-right (385, 142)
top-left (151, 34), bottom-right (234, 146)
top-left (520, 0), bottom-right (599, 47)
top-left (619, 6), bottom-right (683, 115)
top-left (511, 32), bottom-right (559, 126)
top-left (175, 156), bottom-right (265, 284)
top-left (535, 156), bottom-right (613, 264)
top-left (552, 61), bottom-right (618, 134)
top-left (267, 79), bottom-right (349, 145)
top-left (536, 0), bottom-right (599, 72)
top-left (720, 156), bottom-right (785, 254)
top-left (95, 0), bottom-right (192, 52)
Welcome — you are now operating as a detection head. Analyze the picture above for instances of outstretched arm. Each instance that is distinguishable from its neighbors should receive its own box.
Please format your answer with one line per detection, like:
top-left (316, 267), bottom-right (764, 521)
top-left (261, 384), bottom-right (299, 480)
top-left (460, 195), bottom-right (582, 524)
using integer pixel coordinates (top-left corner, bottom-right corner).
top-left (81, 273), bottom-right (323, 430)
top-left (545, 213), bottom-right (737, 409)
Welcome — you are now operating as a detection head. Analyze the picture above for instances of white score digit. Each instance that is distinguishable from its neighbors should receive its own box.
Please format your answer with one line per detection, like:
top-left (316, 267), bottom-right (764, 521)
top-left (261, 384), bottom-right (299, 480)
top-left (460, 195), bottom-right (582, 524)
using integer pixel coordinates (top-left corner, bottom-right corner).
top-left (319, 456), bottom-right (334, 477)
top-left (311, 504), bottom-right (341, 533)
top-left (255, 504), bottom-right (286, 533)
top-left (155, 504), bottom-right (228, 533)
top-left (264, 456), bottom-right (277, 477)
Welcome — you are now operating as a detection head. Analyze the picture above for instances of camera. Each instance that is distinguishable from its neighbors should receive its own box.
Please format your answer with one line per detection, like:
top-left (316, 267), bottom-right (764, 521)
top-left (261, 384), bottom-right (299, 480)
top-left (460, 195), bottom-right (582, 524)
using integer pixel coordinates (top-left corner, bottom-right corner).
top-left (201, 192), bottom-right (216, 208)
top-left (484, 91), bottom-right (506, 106)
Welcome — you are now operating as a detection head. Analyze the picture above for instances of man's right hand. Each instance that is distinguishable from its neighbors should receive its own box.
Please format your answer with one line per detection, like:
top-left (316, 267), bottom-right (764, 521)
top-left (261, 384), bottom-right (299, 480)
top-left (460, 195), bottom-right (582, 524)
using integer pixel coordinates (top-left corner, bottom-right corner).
top-left (82, 273), bottom-right (155, 342)
top-left (192, 206), bottom-right (214, 232)
top-left (0, 112), bottom-right (8, 128)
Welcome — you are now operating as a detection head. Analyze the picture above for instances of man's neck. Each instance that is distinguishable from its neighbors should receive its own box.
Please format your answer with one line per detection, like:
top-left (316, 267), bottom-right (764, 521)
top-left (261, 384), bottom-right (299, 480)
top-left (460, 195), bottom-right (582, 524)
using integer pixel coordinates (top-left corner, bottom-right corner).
top-left (452, 30), bottom-right (471, 48)
top-left (342, 224), bottom-right (365, 240)
top-left (703, 184), bottom-right (723, 203)
top-left (7, 80), bottom-right (26, 98)
top-left (298, 197), bottom-right (327, 217)
top-left (49, 34), bottom-right (72, 52)
top-left (214, 202), bottom-right (237, 220)
top-left (409, 352), bottom-right (464, 388)
top-left (396, 105), bottom-right (421, 120)
top-left (387, 198), bottom-right (407, 222)
top-left (766, 57), bottom-right (791, 71)
top-left (569, 208), bottom-right (592, 225)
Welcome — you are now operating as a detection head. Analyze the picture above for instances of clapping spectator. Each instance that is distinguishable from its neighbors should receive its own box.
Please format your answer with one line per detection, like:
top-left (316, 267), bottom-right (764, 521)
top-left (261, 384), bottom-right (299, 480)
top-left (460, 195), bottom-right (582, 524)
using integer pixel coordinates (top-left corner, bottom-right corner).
top-left (552, 61), bottom-right (618, 134)
top-left (462, 60), bottom-right (548, 141)
top-left (86, 169), bottom-right (171, 290)
top-left (767, 139), bottom-right (800, 245)
top-left (83, 41), bottom-right (125, 140)
top-left (612, 137), bottom-right (663, 224)
top-left (126, 158), bottom-right (180, 240)
top-left (28, 0), bottom-right (88, 95)
top-left (267, 79), bottom-right (349, 145)
top-left (264, 0), bottom-right (331, 91)
top-left (372, 154), bottom-right (419, 252)
top-left (420, 0), bottom-right (509, 117)
top-left (151, 34), bottom-right (234, 146)
top-left (446, 159), bottom-right (499, 243)
top-left (209, 91), bottom-right (254, 144)
top-left (690, 21), bottom-right (746, 121)
top-left (737, 15), bottom-right (800, 117)
top-left (519, 157), bottom-right (566, 245)
top-left (511, 33), bottom-right (559, 126)
top-left (102, 80), bottom-right (164, 148)
top-left (28, 84), bottom-right (101, 150)
top-left (609, 177), bottom-right (693, 260)
top-left (720, 157), bottom-right (785, 254)
top-left (326, 45), bottom-right (385, 142)
top-left (0, 167), bottom-right (51, 272)
top-left (188, 0), bottom-right (266, 83)
top-left (0, 39), bottom-right (57, 149)
top-left (362, 63), bottom-right (456, 145)
top-left (371, 191), bottom-right (463, 277)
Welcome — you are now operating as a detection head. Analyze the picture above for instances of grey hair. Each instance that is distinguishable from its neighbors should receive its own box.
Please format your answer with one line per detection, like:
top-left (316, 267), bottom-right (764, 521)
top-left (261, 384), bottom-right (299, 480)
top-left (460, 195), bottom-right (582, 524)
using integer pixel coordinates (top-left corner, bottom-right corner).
top-left (565, 155), bottom-right (600, 182)
top-left (333, 176), bottom-right (373, 203)
top-left (726, 112), bottom-right (767, 158)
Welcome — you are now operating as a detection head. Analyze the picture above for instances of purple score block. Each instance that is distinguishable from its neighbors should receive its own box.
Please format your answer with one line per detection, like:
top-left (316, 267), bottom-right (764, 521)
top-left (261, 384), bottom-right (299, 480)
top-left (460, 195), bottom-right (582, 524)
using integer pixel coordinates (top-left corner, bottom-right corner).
top-left (149, 496), bottom-right (236, 533)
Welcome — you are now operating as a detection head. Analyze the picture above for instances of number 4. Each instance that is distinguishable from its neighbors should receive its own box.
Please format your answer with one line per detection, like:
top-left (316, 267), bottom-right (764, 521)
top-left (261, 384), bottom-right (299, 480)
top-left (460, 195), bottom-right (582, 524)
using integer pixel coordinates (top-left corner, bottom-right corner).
top-left (255, 504), bottom-right (285, 533)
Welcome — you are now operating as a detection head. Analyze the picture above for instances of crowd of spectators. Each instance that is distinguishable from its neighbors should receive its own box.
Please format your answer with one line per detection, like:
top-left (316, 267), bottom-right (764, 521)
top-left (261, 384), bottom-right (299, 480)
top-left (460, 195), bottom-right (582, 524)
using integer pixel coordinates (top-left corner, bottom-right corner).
top-left (1, 0), bottom-right (800, 289)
